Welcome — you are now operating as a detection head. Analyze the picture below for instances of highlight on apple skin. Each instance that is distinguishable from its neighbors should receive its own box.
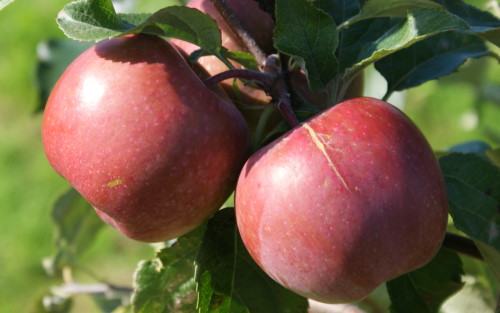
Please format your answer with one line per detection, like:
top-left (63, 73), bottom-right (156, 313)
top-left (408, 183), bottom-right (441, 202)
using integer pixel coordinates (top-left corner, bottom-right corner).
top-left (235, 97), bottom-right (448, 303)
top-left (42, 34), bottom-right (250, 243)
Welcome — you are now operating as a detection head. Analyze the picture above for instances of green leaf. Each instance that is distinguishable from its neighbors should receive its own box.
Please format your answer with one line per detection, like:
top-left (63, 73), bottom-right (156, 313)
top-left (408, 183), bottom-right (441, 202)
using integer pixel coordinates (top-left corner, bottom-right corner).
top-left (347, 8), bottom-right (471, 74)
top-left (375, 32), bottom-right (490, 97)
top-left (435, 0), bottom-right (500, 46)
top-left (125, 6), bottom-right (223, 58)
top-left (196, 208), bottom-right (309, 313)
top-left (474, 240), bottom-right (500, 282)
top-left (0, 0), bottom-right (14, 11)
top-left (343, 0), bottom-right (443, 27)
top-left (274, 0), bottom-right (339, 91)
top-left (35, 39), bottom-right (92, 111)
top-left (30, 294), bottom-right (73, 313)
top-left (449, 140), bottom-right (492, 158)
top-left (440, 153), bottom-right (500, 251)
top-left (222, 49), bottom-right (258, 71)
top-left (44, 188), bottom-right (104, 275)
top-left (313, 0), bottom-right (360, 24)
top-left (131, 224), bottom-right (206, 313)
top-left (387, 248), bottom-right (464, 313)
top-left (56, 0), bottom-right (132, 41)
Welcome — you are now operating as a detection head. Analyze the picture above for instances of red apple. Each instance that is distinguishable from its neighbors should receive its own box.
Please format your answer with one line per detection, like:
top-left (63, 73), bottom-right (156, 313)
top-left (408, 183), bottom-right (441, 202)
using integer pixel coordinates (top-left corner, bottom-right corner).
top-left (42, 34), bottom-right (249, 242)
top-left (235, 97), bottom-right (448, 303)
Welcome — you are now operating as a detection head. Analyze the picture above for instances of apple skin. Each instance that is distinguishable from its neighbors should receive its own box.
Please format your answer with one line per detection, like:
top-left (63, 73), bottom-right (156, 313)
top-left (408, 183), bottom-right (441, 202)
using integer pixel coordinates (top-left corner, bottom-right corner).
top-left (235, 97), bottom-right (448, 303)
top-left (42, 34), bottom-right (249, 242)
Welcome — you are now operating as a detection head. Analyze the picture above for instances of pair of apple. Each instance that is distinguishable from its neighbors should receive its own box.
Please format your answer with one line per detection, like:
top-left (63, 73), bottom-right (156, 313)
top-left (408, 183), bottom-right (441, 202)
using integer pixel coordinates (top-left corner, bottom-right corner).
top-left (42, 1), bottom-right (448, 305)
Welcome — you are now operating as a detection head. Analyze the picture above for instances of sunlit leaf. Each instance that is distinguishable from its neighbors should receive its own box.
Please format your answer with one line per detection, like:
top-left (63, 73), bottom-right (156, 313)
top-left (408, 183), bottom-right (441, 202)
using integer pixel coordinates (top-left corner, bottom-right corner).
top-left (56, 0), bottom-right (132, 41)
top-left (375, 32), bottom-right (490, 97)
top-left (347, 8), bottom-right (471, 74)
top-left (343, 0), bottom-right (443, 27)
top-left (0, 0), bottom-right (14, 11)
top-left (131, 225), bottom-right (205, 313)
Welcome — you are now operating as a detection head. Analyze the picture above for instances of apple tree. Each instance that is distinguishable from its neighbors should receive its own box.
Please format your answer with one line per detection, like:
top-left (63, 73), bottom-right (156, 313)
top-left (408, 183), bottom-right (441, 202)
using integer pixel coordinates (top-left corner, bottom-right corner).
top-left (7, 0), bottom-right (500, 312)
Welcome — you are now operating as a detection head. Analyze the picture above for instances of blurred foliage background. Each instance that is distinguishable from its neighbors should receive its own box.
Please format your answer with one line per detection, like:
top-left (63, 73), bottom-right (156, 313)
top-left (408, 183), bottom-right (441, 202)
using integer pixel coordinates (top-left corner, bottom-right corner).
top-left (0, 0), bottom-right (499, 312)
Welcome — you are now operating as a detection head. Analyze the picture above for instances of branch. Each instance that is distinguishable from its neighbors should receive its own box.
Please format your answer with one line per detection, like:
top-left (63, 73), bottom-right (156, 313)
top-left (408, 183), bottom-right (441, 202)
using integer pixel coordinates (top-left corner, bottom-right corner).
top-left (210, 0), bottom-right (267, 66)
top-left (442, 232), bottom-right (483, 261)
top-left (204, 64), bottom-right (299, 128)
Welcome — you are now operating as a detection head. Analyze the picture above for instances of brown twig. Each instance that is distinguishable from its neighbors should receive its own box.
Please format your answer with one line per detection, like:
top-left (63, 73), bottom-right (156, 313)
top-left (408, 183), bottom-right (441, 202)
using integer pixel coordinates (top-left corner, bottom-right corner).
top-left (210, 0), bottom-right (267, 66)
top-left (204, 65), bottom-right (299, 128)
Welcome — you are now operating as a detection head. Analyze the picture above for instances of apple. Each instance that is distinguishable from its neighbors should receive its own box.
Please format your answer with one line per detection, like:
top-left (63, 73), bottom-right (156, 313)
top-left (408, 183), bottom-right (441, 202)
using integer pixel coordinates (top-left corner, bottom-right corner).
top-left (235, 97), bottom-right (448, 303)
top-left (42, 34), bottom-right (249, 242)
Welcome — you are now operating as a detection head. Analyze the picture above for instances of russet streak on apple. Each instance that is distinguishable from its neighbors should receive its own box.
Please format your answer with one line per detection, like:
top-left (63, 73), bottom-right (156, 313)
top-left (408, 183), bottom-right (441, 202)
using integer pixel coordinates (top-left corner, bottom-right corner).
top-left (235, 97), bottom-right (448, 303)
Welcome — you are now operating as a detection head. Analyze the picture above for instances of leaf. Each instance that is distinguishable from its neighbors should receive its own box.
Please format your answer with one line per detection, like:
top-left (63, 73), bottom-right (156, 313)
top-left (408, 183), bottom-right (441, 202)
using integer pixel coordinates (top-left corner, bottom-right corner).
top-left (435, 0), bottom-right (500, 46)
top-left (274, 0), bottom-right (339, 91)
top-left (474, 240), bottom-right (500, 282)
top-left (35, 39), bottom-right (92, 111)
top-left (375, 32), bottom-right (490, 96)
top-left (0, 0), bottom-right (14, 11)
top-left (125, 6), bottom-right (224, 58)
top-left (312, 0), bottom-right (361, 24)
top-left (131, 224), bottom-right (206, 313)
top-left (347, 8), bottom-right (471, 74)
top-left (344, 0), bottom-right (443, 26)
top-left (56, 1), bottom-right (229, 65)
top-left (43, 188), bottom-right (105, 275)
top-left (448, 140), bottom-right (492, 158)
top-left (56, 0), bottom-right (132, 41)
top-left (387, 248), bottom-right (464, 313)
top-left (30, 294), bottom-right (73, 313)
top-left (222, 49), bottom-right (258, 71)
top-left (440, 153), bottom-right (500, 251)
top-left (196, 208), bottom-right (309, 313)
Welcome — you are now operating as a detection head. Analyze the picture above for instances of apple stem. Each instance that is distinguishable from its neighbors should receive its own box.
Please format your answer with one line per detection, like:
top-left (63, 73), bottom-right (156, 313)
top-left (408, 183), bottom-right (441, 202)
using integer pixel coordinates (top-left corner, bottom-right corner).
top-left (442, 232), bottom-right (483, 260)
top-left (210, 0), bottom-right (267, 66)
top-left (205, 63), bottom-right (300, 128)
top-left (204, 69), bottom-right (276, 89)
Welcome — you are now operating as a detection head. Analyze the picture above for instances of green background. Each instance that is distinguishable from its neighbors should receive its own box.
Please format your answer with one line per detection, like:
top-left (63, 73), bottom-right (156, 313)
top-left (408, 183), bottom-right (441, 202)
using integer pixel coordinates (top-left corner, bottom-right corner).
top-left (0, 0), bottom-right (498, 312)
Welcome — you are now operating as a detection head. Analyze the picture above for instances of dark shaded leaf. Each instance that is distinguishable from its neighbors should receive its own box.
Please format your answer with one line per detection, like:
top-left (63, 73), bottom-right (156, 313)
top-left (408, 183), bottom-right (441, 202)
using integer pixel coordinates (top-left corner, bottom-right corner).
top-left (274, 0), bottom-right (339, 91)
top-left (196, 208), bottom-right (309, 313)
top-left (312, 0), bottom-right (361, 24)
top-left (375, 32), bottom-right (490, 96)
top-left (387, 248), bottom-right (464, 313)
top-left (440, 153), bottom-right (500, 251)
top-left (435, 0), bottom-right (500, 46)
